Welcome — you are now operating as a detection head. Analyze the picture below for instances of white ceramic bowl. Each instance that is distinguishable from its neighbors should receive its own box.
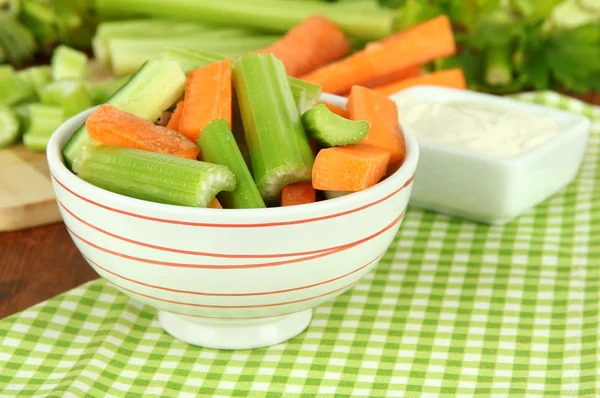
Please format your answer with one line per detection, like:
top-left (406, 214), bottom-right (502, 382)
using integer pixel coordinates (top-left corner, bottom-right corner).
top-left (46, 93), bottom-right (419, 350)
top-left (392, 86), bottom-right (591, 225)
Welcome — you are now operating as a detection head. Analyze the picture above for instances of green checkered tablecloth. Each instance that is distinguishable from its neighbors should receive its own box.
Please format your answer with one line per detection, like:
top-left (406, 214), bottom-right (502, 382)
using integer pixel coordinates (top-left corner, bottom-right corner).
top-left (1, 92), bottom-right (598, 397)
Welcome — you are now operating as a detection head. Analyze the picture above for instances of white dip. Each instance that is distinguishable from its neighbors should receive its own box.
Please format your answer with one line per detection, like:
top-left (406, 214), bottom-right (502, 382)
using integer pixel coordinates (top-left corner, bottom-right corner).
top-left (394, 97), bottom-right (561, 157)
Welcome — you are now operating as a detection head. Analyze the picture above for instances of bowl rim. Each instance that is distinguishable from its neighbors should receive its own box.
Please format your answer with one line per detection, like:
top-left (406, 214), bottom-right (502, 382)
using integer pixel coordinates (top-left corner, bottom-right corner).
top-left (46, 93), bottom-right (420, 219)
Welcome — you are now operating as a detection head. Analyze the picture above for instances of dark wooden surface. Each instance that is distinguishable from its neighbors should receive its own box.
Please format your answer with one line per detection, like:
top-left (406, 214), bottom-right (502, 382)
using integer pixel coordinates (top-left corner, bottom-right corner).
top-left (0, 222), bottom-right (98, 319)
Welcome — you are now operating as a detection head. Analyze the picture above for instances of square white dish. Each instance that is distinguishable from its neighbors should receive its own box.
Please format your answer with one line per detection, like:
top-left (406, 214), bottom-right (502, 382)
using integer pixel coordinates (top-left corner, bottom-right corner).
top-left (391, 86), bottom-right (592, 225)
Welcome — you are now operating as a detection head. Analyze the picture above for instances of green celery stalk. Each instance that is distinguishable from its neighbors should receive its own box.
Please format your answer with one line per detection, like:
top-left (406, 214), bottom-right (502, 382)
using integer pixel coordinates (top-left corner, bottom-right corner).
top-left (160, 48), bottom-right (322, 114)
top-left (302, 104), bottom-right (369, 147)
top-left (233, 54), bottom-right (314, 204)
top-left (51, 45), bottom-right (89, 81)
top-left (40, 80), bottom-right (93, 118)
top-left (73, 145), bottom-right (236, 208)
top-left (198, 119), bottom-right (265, 209)
top-left (0, 18), bottom-right (37, 66)
top-left (12, 102), bottom-right (31, 134)
top-left (22, 105), bottom-right (65, 152)
top-left (0, 104), bottom-right (20, 148)
top-left (86, 75), bottom-right (132, 105)
top-left (94, 0), bottom-right (394, 41)
top-left (0, 65), bottom-right (35, 106)
top-left (110, 33), bottom-right (279, 77)
top-left (17, 66), bottom-right (51, 98)
top-left (231, 96), bottom-right (252, 172)
top-left (19, 0), bottom-right (58, 52)
top-left (484, 43), bottom-right (514, 87)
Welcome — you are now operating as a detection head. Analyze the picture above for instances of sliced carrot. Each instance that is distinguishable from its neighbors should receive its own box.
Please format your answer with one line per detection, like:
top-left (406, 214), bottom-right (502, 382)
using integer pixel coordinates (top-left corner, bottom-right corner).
top-left (301, 15), bottom-right (455, 94)
top-left (210, 197), bottom-right (223, 209)
top-left (167, 101), bottom-right (185, 131)
top-left (374, 68), bottom-right (466, 96)
top-left (257, 15), bottom-right (350, 77)
top-left (317, 101), bottom-right (349, 118)
top-left (179, 59), bottom-right (232, 141)
top-left (361, 64), bottom-right (422, 90)
top-left (347, 85), bottom-right (405, 164)
top-left (281, 182), bottom-right (316, 206)
top-left (312, 144), bottom-right (390, 191)
top-left (86, 104), bottom-right (200, 160)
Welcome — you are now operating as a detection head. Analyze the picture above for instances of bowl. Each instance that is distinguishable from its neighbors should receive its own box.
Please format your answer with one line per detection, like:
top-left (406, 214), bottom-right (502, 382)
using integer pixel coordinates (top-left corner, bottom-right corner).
top-left (46, 93), bottom-right (419, 350)
top-left (392, 86), bottom-right (591, 225)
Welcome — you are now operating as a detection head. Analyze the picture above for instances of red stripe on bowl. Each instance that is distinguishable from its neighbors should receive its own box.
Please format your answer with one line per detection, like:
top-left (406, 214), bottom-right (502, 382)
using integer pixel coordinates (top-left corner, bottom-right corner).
top-left (84, 252), bottom-right (384, 296)
top-left (52, 173), bottom-right (413, 228)
top-left (60, 199), bottom-right (401, 259)
top-left (66, 211), bottom-right (404, 269)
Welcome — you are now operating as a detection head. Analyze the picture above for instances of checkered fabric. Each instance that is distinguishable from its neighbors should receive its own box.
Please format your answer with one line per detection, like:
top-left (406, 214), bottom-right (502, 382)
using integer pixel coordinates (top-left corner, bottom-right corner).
top-left (1, 92), bottom-right (598, 397)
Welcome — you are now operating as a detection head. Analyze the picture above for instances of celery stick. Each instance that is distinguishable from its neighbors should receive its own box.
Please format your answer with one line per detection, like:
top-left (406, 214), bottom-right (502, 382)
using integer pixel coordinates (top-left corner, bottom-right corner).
top-left (62, 60), bottom-right (186, 169)
top-left (0, 105), bottom-right (20, 148)
top-left (302, 104), bottom-right (369, 147)
top-left (95, 0), bottom-right (394, 40)
top-left (22, 105), bottom-right (65, 152)
top-left (13, 102), bottom-right (31, 134)
top-left (51, 45), bottom-right (89, 81)
top-left (233, 54), bottom-right (314, 204)
top-left (0, 65), bottom-right (34, 106)
top-left (198, 119), bottom-right (265, 209)
top-left (40, 80), bottom-right (93, 118)
top-left (73, 146), bottom-right (236, 208)
top-left (231, 96), bottom-right (252, 172)
top-left (86, 75), bottom-right (131, 105)
top-left (160, 48), bottom-right (322, 114)
top-left (484, 43), bottom-right (513, 87)
top-left (17, 66), bottom-right (51, 98)
top-left (109, 34), bottom-right (279, 77)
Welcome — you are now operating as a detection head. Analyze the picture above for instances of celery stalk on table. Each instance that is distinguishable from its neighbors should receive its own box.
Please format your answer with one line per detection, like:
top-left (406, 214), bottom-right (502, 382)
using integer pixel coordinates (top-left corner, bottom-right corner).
top-left (40, 80), bottom-right (93, 118)
top-left (22, 105), bottom-right (65, 152)
top-left (0, 65), bottom-right (35, 106)
top-left (51, 45), bottom-right (89, 81)
top-left (73, 146), bottom-right (236, 208)
top-left (233, 54), bottom-right (314, 204)
top-left (0, 105), bottom-right (20, 148)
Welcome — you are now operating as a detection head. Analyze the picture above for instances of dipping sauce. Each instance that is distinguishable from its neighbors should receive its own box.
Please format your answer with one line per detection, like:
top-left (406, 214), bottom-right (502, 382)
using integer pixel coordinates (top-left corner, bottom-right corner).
top-left (394, 97), bottom-right (561, 157)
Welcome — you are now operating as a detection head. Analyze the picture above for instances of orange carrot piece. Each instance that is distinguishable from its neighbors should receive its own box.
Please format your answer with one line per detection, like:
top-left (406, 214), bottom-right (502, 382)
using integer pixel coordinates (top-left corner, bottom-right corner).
top-left (179, 59), bottom-right (232, 141)
top-left (167, 101), bottom-right (185, 131)
top-left (374, 68), bottom-right (466, 96)
top-left (317, 101), bottom-right (349, 118)
top-left (312, 144), bottom-right (390, 191)
top-left (347, 85), bottom-right (406, 164)
top-left (210, 197), bottom-right (223, 209)
top-left (361, 64), bottom-right (422, 90)
top-left (86, 104), bottom-right (200, 160)
top-left (300, 15), bottom-right (455, 94)
top-left (257, 15), bottom-right (350, 77)
top-left (281, 182), bottom-right (316, 206)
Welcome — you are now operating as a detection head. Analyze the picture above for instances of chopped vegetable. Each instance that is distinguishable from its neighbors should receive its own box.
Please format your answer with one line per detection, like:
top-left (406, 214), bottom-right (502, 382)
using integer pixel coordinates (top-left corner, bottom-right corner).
top-left (361, 64), bottom-right (422, 90)
top-left (302, 104), bottom-right (369, 147)
top-left (318, 101), bottom-right (349, 118)
top-left (0, 105), bottom-right (20, 148)
top-left (0, 65), bottom-right (35, 106)
top-left (312, 144), bottom-right (390, 191)
top-left (281, 182), bottom-right (316, 206)
top-left (17, 66), bottom-right (51, 98)
top-left (198, 119), bottom-right (265, 209)
top-left (160, 47), bottom-right (322, 114)
top-left (73, 145), bottom-right (236, 208)
top-left (167, 101), bottom-right (185, 131)
top-left (180, 59), bottom-right (232, 142)
top-left (51, 45), bottom-right (89, 81)
top-left (347, 85), bottom-right (406, 163)
top-left (233, 54), bottom-right (314, 204)
top-left (86, 75), bottom-right (131, 105)
top-left (40, 80), bottom-right (93, 118)
top-left (22, 105), bottom-right (65, 152)
top-left (85, 104), bottom-right (200, 160)
top-left (256, 15), bottom-right (350, 77)
top-left (210, 197), bottom-right (223, 208)
top-left (301, 15), bottom-right (456, 94)
top-left (373, 68), bottom-right (467, 95)
top-left (484, 43), bottom-right (514, 87)
top-left (62, 60), bottom-right (186, 169)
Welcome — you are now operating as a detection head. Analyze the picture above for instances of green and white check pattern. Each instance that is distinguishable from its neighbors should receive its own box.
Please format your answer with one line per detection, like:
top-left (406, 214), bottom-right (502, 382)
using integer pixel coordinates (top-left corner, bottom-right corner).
top-left (1, 92), bottom-right (598, 397)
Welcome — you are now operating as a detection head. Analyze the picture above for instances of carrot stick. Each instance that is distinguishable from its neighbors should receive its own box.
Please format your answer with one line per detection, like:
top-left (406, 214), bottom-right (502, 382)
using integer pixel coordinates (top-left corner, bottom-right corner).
top-left (312, 144), bottom-right (390, 191)
top-left (317, 101), bottom-right (349, 118)
top-left (179, 59), bottom-right (232, 141)
top-left (210, 197), bottom-right (223, 208)
top-left (86, 104), bottom-right (200, 160)
top-left (347, 85), bottom-right (405, 164)
top-left (281, 182), bottom-right (316, 206)
top-left (373, 68), bottom-right (466, 96)
top-left (257, 15), bottom-right (350, 77)
top-left (167, 101), bottom-right (185, 131)
top-left (300, 15), bottom-right (455, 94)
top-left (361, 64), bottom-right (421, 89)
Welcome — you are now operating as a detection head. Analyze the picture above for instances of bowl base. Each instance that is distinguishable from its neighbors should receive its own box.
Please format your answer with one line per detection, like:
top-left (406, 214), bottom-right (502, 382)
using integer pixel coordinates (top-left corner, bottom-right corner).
top-left (158, 309), bottom-right (313, 350)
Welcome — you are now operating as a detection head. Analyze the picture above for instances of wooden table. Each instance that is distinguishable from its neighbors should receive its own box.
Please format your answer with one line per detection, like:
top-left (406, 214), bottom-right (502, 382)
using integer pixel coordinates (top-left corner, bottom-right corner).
top-left (0, 222), bottom-right (98, 319)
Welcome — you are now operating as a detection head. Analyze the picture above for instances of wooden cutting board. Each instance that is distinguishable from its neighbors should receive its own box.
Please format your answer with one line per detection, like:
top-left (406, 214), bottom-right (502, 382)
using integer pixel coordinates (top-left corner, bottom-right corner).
top-left (0, 144), bottom-right (60, 232)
